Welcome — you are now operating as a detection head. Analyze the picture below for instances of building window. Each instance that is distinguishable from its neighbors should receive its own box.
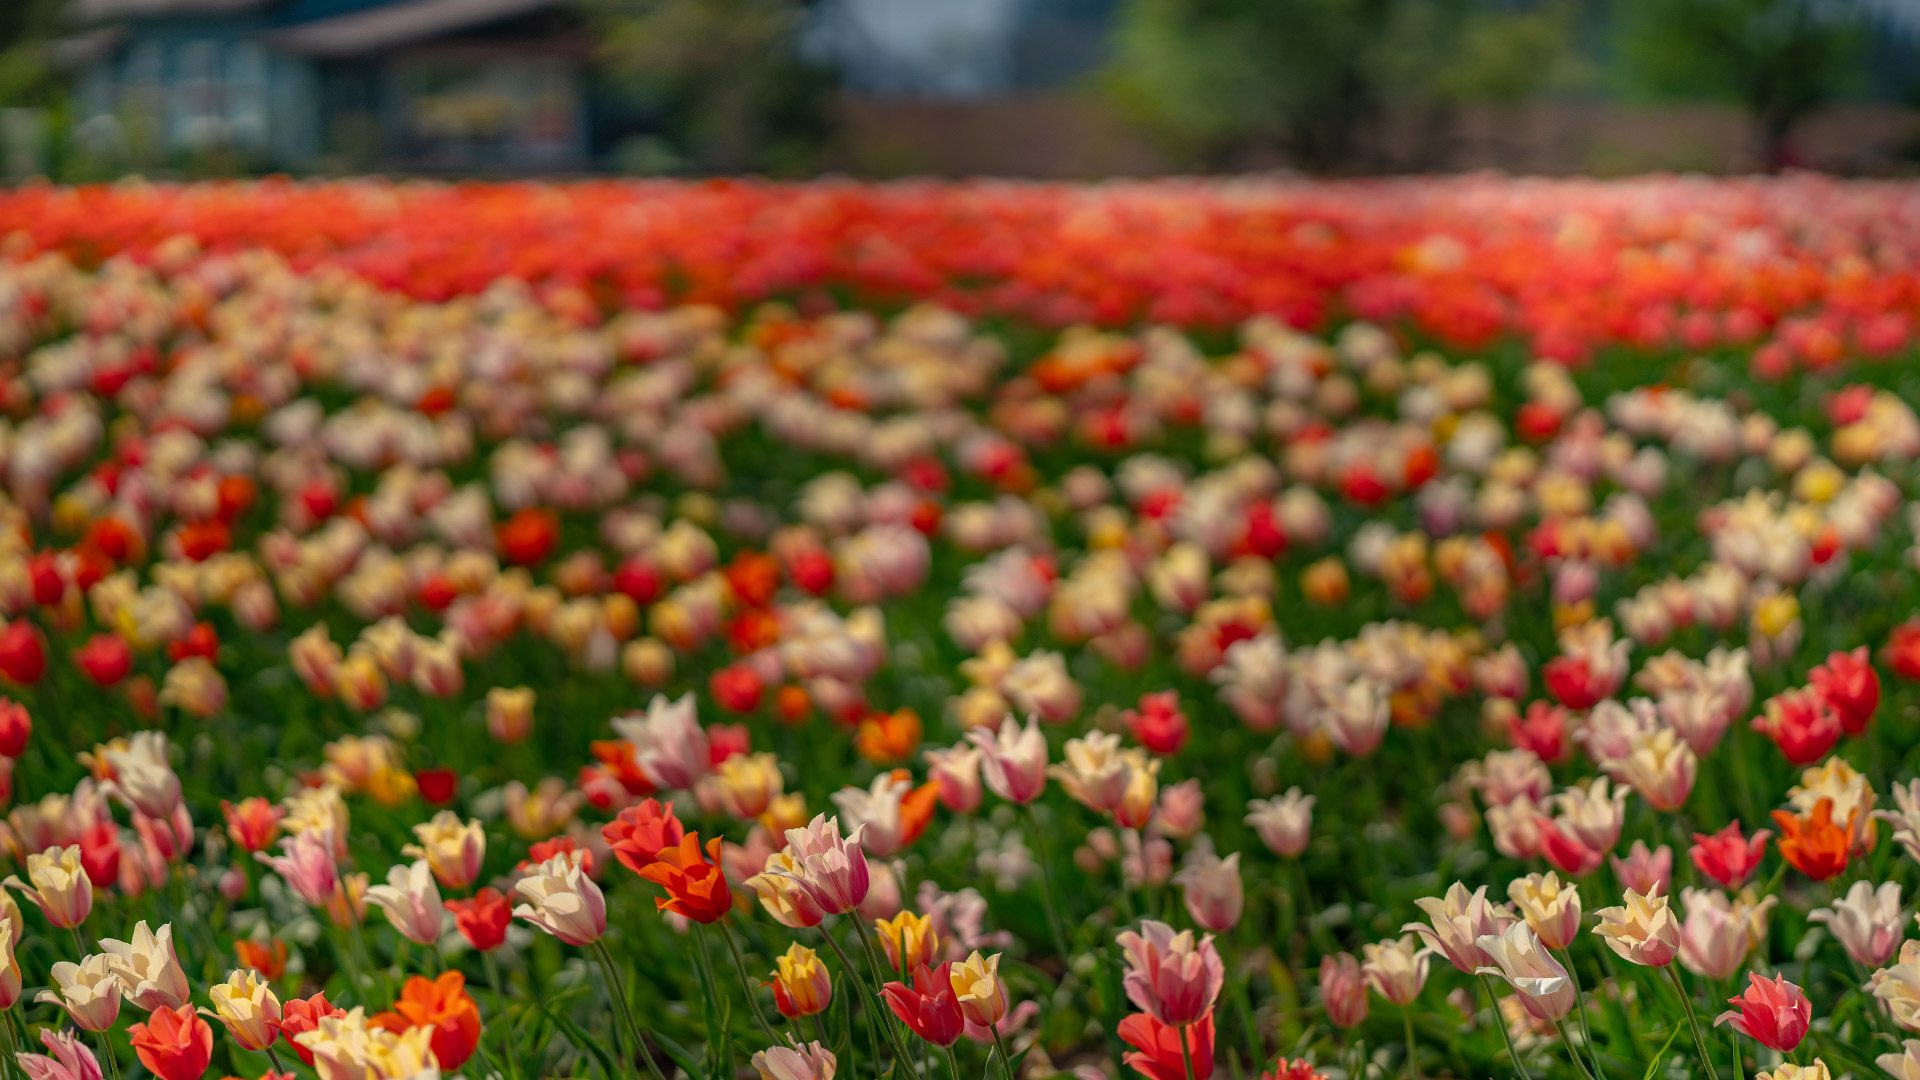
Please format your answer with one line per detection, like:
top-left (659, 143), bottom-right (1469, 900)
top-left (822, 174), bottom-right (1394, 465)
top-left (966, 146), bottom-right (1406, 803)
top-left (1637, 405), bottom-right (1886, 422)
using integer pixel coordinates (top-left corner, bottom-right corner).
top-left (173, 39), bottom-right (225, 148)
top-left (121, 41), bottom-right (164, 152)
top-left (226, 42), bottom-right (268, 148)
top-left (390, 54), bottom-right (582, 168)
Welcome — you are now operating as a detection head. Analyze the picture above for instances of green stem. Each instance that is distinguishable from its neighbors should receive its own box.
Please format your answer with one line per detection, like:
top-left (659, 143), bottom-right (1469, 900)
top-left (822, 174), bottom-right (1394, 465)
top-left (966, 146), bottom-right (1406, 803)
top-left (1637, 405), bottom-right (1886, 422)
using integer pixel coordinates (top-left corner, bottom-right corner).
top-left (1180, 1020), bottom-right (1199, 1080)
top-left (690, 923), bottom-right (731, 1080)
top-left (1233, 964), bottom-right (1262, 1073)
top-left (481, 948), bottom-right (522, 1080)
top-left (818, 925), bottom-right (879, 1071)
top-left (347, 911), bottom-right (385, 1002)
top-left (1664, 965), bottom-right (1721, 1080)
top-left (1553, 1018), bottom-right (1599, 1080)
top-left (1, 1014), bottom-right (19, 1080)
top-left (592, 940), bottom-right (670, 1080)
top-left (853, 919), bottom-right (925, 1068)
top-left (92, 1030), bottom-right (122, 1080)
top-left (1118, 827), bottom-right (1143, 923)
top-left (1402, 1005), bottom-right (1421, 1080)
top-left (1557, 946), bottom-right (1605, 1078)
top-left (1021, 803), bottom-right (1072, 964)
top-left (8, 1012), bottom-right (30, 1074)
top-left (719, 919), bottom-right (781, 1041)
top-left (946, 1043), bottom-right (965, 1080)
top-left (1478, 973), bottom-right (1536, 1080)
top-left (991, 1027), bottom-right (1020, 1080)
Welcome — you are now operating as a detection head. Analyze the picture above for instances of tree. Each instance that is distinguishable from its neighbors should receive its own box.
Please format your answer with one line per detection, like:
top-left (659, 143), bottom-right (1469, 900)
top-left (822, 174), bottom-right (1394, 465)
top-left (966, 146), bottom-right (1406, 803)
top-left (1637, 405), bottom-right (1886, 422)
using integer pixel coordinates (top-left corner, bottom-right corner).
top-left (1104, 0), bottom-right (1576, 172)
top-left (1614, 0), bottom-right (1867, 169)
top-left (0, 0), bottom-right (68, 108)
top-left (574, 0), bottom-right (834, 175)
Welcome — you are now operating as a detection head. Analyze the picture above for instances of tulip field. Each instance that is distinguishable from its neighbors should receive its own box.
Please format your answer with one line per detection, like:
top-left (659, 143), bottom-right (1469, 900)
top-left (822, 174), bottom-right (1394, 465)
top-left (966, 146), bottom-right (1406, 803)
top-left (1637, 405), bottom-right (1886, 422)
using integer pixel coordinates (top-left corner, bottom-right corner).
top-left (6, 174), bottom-right (1920, 1080)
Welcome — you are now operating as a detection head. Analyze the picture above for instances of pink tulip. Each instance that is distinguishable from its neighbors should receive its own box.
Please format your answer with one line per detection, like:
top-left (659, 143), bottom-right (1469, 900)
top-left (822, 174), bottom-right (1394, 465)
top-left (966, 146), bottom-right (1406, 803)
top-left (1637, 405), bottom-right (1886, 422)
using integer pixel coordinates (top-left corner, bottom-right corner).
top-left (1116, 920), bottom-right (1224, 1027)
top-left (1319, 953), bottom-right (1368, 1029)
top-left (771, 814), bottom-right (872, 917)
top-left (966, 717), bottom-right (1049, 805)
top-left (1175, 849), bottom-right (1243, 932)
top-left (255, 831), bottom-right (339, 908)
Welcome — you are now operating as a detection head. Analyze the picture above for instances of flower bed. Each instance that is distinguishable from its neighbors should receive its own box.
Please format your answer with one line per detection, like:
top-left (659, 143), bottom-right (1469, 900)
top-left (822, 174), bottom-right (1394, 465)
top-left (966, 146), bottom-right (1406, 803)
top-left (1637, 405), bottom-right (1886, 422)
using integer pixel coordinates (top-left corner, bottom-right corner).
top-left (1, 177), bottom-right (1919, 1080)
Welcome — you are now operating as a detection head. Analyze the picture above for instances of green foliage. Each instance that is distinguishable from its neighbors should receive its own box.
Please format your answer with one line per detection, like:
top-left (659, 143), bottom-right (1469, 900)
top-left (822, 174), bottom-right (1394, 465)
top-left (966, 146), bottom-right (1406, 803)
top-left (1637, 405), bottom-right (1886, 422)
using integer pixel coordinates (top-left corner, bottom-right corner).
top-left (574, 0), bottom-right (835, 175)
top-left (1613, 0), bottom-right (1867, 160)
top-left (0, 0), bottom-right (67, 108)
top-left (1103, 0), bottom-right (1578, 171)
top-left (1430, 2), bottom-right (1586, 105)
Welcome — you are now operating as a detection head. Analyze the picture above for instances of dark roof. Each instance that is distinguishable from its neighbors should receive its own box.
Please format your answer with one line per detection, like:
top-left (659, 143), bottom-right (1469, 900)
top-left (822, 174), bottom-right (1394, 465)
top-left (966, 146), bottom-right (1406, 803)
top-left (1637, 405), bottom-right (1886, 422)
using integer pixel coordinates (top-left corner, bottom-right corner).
top-left (266, 0), bottom-right (565, 54)
top-left (70, 0), bottom-right (266, 18)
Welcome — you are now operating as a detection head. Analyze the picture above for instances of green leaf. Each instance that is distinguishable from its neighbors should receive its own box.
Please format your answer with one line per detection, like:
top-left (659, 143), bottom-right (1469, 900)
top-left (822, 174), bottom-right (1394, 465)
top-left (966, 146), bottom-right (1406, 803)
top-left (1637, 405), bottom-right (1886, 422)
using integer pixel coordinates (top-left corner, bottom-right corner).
top-left (654, 1029), bottom-right (705, 1079)
top-left (536, 996), bottom-right (620, 1078)
top-left (1642, 1023), bottom-right (1684, 1080)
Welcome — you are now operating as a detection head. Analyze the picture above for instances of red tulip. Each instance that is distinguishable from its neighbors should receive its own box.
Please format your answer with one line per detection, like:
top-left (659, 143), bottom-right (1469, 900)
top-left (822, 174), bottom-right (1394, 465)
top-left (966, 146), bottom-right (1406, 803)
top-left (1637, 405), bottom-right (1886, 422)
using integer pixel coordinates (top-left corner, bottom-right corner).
top-left (75, 633), bottom-right (134, 687)
top-left (168, 622), bottom-right (219, 663)
top-left (882, 963), bottom-right (965, 1047)
top-left (1126, 691), bottom-right (1189, 755)
top-left (1237, 502), bottom-right (1287, 559)
top-left (0, 622), bottom-right (46, 685)
top-left (272, 993), bottom-right (347, 1067)
top-left (723, 552), bottom-right (780, 608)
top-left (1118, 1011), bottom-right (1215, 1080)
top-left (787, 549), bottom-right (835, 595)
top-left (298, 480), bottom-right (338, 521)
top-left (523, 836), bottom-right (595, 877)
top-left (1515, 401), bottom-right (1563, 442)
top-left (496, 508), bottom-right (559, 566)
top-left (603, 798), bottom-right (685, 875)
top-left (697, 733), bottom-right (744, 775)
top-left (1536, 818), bottom-right (1605, 876)
top-left (26, 553), bottom-right (64, 606)
top-left (446, 888), bottom-right (512, 952)
top-left (1507, 702), bottom-right (1569, 764)
top-left (1689, 822), bottom-right (1770, 889)
top-left (127, 1005), bottom-right (214, 1080)
top-left (1753, 688), bottom-right (1842, 764)
top-left (710, 665), bottom-right (763, 713)
top-left (1810, 647), bottom-right (1878, 734)
top-left (78, 821), bottom-right (123, 887)
top-left (221, 797), bottom-right (284, 854)
top-left (1887, 621), bottom-right (1920, 681)
top-left (1714, 972), bottom-right (1809, 1052)
top-left (1541, 655), bottom-right (1601, 710)
top-left (0, 700), bottom-right (28, 757)
top-left (414, 768), bottom-right (458, 806)
top-left (1340, 464), bottom-right (1389, 506)
top-left (612, 556), bottom-right (663, 604)
top-left (175, 520), bottom-right (231, 561)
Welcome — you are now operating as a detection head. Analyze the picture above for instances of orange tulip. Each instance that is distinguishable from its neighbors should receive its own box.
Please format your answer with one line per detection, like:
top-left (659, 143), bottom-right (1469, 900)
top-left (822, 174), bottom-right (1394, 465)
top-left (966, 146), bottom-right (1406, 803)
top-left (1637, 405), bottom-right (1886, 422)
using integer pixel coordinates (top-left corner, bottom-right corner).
top-left (897, 776), bottom-right (941, 849)
top-left (371, 972), bottom-right (482, 1071)
top-left (233, 939), bottom-right (288, 981)
top-left (1772, 798), bottom-right (1856, 882)
top-left (639, 833), bottom-right (733, 923)
top-left (856, 709), bottom-right (922, 764)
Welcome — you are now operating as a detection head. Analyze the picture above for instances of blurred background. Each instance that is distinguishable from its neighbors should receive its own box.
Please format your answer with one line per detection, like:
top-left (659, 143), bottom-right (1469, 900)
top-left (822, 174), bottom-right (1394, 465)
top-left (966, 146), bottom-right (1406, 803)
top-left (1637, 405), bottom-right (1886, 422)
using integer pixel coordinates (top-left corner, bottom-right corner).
top-left (1, 0), bottom-right (1917, 181)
